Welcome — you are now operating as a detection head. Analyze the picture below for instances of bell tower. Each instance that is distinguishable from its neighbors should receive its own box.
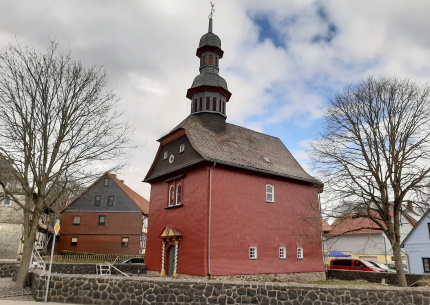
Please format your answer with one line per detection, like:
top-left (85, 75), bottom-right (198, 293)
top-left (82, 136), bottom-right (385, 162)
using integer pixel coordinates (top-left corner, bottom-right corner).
top-left (186, 3), bottom-right (232, 119)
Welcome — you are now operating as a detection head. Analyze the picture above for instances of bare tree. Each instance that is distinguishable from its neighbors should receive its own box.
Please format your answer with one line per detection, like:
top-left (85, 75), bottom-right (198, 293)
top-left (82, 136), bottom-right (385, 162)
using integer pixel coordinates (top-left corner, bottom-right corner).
top-left (310, 76), bottom-right (430, 287)
top-left (0, 40), bottom-right (133, 287)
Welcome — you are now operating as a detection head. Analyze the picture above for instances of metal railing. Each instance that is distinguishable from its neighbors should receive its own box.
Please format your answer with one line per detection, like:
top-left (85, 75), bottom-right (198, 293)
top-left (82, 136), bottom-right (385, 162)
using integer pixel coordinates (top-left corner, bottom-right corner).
top-left (41, 254), bottom-right (143, 264)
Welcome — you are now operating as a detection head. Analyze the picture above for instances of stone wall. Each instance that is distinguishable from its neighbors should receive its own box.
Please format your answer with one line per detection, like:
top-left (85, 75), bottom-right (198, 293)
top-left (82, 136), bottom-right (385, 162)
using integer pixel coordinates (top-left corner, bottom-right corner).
top-left (327, 269), bottom-right (430, 286)
top-left (178, 272), bottom-right (325, 283)
top-left (31, 269), bottom-right (430, 305)
top-left (46, 263), bottom-right (146, 276)
top-left (0, 262), bottom-right (19, 278)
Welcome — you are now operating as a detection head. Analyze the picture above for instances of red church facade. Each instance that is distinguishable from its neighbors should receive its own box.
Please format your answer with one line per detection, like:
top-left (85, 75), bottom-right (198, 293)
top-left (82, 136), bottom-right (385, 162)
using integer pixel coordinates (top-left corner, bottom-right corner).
top-left (144, 11), bottom-right (325, 281)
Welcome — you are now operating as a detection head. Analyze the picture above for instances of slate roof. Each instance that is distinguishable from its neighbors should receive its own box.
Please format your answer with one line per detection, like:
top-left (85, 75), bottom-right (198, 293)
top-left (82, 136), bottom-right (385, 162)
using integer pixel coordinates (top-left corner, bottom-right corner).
top-left (191, 72), bottom-right (229, 91)
top-left (199, 32), bottom-right (221, 49)
top-left (61, 172), bottom-right (149, 214)
top-left (145, 114), bottom-right (322, 186)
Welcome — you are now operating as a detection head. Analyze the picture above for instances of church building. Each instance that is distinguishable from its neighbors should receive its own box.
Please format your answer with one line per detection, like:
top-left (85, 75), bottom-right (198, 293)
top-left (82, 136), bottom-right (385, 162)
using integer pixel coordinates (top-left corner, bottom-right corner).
top-left (144, 9), bottom-right (325, 281)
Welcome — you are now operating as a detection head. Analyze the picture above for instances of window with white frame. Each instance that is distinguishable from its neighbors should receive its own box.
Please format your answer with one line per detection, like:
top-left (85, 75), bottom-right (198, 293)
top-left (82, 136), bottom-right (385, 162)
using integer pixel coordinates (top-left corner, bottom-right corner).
top-left (279, 247), bottom-right (286, 259)
top-left (179, 144), bottom-right (185, 153)
top-left (167, 179), bottom-right (183, 207)
top-left (163, 151), bottom-right (168, 160)
top-left (249, 247), bottom-right (257, 260)
top-left (297, 247), bottom-right (303, 259)
top-left (71, 237), bottom-right (78, 247)
top-left (143, 217), bottom-right (148, 229)
top-left (266, 185), bottom-right (274, 202)
top-left (423, 258), bottom-right (430, 273)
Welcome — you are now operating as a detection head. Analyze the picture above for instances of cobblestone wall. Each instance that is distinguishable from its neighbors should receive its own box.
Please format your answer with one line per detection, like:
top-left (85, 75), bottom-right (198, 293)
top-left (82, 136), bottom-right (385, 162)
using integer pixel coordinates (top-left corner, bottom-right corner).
top-left (327, 269), bottom-right (430, 286)
top-left (30, 269), bottom-right (430, 305)
top-left (0, 262), bottom-right (19, 278)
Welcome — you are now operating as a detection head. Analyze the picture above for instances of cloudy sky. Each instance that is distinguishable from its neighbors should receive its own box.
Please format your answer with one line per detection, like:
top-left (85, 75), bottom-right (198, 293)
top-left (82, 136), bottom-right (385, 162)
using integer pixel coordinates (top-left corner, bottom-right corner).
top-left (1, 0), bottom-right (430, 199)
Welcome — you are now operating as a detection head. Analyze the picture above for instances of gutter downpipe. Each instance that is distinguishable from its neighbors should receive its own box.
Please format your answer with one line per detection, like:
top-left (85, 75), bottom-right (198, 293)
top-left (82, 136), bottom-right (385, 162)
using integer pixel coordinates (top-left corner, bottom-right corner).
top-left (208, 162), bottom-right (216, 278)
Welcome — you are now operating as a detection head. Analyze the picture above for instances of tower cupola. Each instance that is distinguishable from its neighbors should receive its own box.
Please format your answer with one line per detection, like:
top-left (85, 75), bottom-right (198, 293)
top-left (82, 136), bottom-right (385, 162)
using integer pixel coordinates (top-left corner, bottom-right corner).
top-left (186, 3), bottom-right (232, 118)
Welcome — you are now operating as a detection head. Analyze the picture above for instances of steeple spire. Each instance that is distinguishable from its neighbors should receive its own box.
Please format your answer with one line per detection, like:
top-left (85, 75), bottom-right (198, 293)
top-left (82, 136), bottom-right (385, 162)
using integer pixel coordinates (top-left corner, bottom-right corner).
top-left (208, 2), bottom-right (215, 33)
top-left (186, 3), bottom-right (232, 119)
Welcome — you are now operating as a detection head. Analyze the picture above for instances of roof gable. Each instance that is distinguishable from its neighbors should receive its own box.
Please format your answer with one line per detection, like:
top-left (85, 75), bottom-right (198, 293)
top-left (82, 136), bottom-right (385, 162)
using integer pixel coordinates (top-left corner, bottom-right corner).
top-left (62, 172), bottom-right (149, 214)
top-left (402, 209), bottom-right (430, 246)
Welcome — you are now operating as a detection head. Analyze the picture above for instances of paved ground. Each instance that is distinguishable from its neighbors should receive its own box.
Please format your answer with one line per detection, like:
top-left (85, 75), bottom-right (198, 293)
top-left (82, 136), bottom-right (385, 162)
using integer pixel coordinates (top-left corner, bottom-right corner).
top-left (0, 277), bottom-right (82, 305)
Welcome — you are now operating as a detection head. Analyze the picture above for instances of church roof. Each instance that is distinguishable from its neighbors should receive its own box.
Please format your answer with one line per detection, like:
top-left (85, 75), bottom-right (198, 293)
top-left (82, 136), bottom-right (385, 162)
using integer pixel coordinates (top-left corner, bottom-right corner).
top-left (145, 114), bottom-right (322, 187)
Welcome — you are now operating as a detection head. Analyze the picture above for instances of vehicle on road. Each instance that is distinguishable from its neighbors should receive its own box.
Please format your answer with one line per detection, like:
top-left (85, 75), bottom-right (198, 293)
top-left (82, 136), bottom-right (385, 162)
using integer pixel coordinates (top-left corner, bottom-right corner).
top-left (329, 259), bottom-right (386, 272)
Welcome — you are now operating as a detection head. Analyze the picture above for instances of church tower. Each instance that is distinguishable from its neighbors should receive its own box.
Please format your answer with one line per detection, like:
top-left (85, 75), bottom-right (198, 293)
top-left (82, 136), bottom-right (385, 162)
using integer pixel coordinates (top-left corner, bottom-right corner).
top-left (186, 8), bottom-right (231, 120)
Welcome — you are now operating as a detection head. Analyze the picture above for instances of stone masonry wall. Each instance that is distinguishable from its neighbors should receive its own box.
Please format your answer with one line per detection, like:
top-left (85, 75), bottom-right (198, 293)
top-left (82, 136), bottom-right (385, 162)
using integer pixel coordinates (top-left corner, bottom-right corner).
top-left (177, 272), bottom-right (325, 283)
top-left (327, 269), bottom-right (430, 286)
top-left (0, 262), bottom-right (19, 278)
top-left (31, 269), bottom-right (430, 305)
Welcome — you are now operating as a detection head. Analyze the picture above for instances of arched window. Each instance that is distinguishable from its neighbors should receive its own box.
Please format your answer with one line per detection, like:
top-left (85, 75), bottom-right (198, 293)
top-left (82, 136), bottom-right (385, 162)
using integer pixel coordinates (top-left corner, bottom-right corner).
top-left (215, 57), bottom-right (218, 67)
top-left (199, 97), bottom-right (203, 111)
top-left (221, 101), bottom-right (225, 114)
top-left (206, 97), bottom-right (210, 110)
top-left (209, 55), bottom-right (213, 65)
top-left (169, 186), bottom-right (175, 206)
top-left (176, 184), bottom-right (182, 204)
top-left (201, 55), bottom-right (206, 65)
top-left (212, 97), bottom-right (217, 111)
top-left (266, 185), bottom-right (274, 203)
top-left (193, 99), bottom-right (197, 112)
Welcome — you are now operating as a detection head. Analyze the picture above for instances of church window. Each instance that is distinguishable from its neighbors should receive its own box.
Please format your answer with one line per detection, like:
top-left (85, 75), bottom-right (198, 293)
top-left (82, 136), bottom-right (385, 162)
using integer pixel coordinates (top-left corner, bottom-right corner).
top-left (169, 185), bottom-right (175, 206)
top-left (212, 97), bottom-right (217, 111)
top-left (297, 247), bottom-right (304, 259)
top-left (209, 55), bottom-right (213, 65)
top-left (266, 185), bottom-right (274, 203)
top-left (215, 57), bottom-right (218, 67)
top-left (201, 55), bottom-right (206, 65)
top-left (206, 97), bottom-right (210, 110)
top-left (176, 184), bottom-right (182, 204)
top-left (221, 101), bottom-right (225, 114)
top-left (194, 99), bottom-right (198, 112)
top-left (279, 247), bottom-right (286, 259)
top-left (166, 178), bottom-right (184, 208)
top-left (199, 97), bottom-right (203, 111)
top-left (249, 247), bottom-right (257, 259)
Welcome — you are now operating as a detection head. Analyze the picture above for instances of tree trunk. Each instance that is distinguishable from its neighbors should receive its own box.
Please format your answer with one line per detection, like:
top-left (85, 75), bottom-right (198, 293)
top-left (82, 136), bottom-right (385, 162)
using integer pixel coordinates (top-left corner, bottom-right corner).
top-left (15, 211), bottom-right (40, 288)
top-left (392, 242), bottom-right (407, 287)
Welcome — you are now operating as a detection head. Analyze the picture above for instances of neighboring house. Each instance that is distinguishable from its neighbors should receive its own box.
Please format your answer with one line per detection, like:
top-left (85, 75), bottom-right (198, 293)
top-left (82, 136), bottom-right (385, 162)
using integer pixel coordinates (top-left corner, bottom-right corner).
top-left (58, 172), bottom-right (149, 255)
top-left (323, 205), bottom-right (421, 265)
top-left (402, 209), bottom-right (430, 274)
top-left (0, 155), bottom-right (52, 259)
top-left (143, 15), bottom-right (325, 280)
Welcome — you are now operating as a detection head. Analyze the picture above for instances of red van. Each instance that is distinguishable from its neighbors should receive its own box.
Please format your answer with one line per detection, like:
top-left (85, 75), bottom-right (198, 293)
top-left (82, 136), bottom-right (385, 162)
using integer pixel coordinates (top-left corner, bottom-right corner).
top-left (329, 259), bottom-right (386, 272)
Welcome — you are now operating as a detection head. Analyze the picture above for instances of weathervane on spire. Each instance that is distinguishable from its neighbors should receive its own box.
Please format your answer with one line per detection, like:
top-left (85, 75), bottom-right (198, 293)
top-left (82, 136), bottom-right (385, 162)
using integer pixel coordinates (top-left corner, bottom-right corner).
top-left (208, 2), bottom-right (215, 19)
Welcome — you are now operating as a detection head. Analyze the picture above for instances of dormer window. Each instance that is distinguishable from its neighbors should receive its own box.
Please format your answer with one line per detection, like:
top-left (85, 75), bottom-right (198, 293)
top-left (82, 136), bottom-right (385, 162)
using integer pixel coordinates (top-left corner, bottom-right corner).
top-left (163, 151), bottom-right (168, 160)
top-left (179, 144), bottom-right (185, 153)
top-left (263, 157), bottom-right (271, 164)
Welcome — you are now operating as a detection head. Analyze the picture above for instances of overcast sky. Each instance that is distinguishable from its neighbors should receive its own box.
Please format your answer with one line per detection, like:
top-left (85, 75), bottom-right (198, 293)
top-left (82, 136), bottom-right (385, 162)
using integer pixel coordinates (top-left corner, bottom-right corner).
top-left (2, 0), bottom-right (430, 200)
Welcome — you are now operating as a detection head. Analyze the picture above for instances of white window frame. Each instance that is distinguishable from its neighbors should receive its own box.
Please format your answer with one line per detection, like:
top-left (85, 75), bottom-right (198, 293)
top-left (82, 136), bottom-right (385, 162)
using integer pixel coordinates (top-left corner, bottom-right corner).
top-left (169, 185), bottom-right (175, 206)
top-left (297, 247), bottom-right (303, 259)
top-left (279, 247), bottom-right (286, 259)
top-left (163, 151), bottom-right (168, 160)
top-left (266, 184), bottom-right (274, 203)
top-left (179, 144), bottom-right (185, 153)
top-left (176, 183), bottom-right (182, 204)
top-left (249, 247), bottom-right (257, 260)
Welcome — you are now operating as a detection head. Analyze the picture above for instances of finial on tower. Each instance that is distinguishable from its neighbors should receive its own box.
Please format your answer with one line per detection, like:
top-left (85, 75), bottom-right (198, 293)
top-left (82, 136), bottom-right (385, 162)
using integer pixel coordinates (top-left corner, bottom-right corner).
top-left (209, 2), bottom-right (215, 19)
top-left (208, 2), bottom-right (215, 33)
